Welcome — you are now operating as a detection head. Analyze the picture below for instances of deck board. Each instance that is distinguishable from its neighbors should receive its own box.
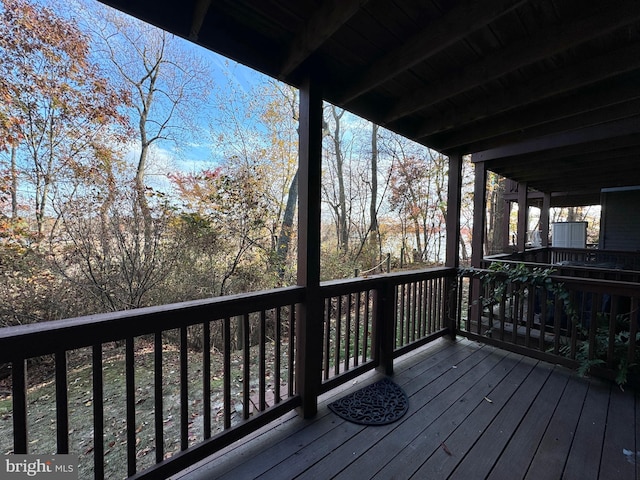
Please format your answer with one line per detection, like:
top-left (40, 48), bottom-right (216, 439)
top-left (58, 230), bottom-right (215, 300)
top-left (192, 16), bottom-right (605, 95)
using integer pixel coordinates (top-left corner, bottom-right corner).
top-left (600, 386), bottom-right (637, 479)
top-left (410, 355), bottom-right (535, 480)
top-left (172, 338), bottom-right (639, 480)
top-left (448, 359), bottom-right (553, 479)
top-left (485, 367), bottom-right (570, 479)
top-left (525, 374), bottom-right (589, 480)
top-left (563, 381), bottom-right (610, 480)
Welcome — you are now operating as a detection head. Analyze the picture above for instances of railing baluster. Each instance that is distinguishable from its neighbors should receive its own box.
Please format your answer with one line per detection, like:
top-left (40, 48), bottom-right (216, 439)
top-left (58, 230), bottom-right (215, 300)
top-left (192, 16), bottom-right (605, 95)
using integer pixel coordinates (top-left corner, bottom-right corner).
top-left (420, 280), bottom-right (425, 336)
top-left (125, 337), bottom-right (136, 476)
top-left (627, 297), bottom-right (639, 364)
top-left (570, 291), bottom-right (582, 359)
top-left (223, 317), bottom-right (231, 430)
top-left (180, 326), bottom-right (189, 450)
top-left (323, 298), bottom-right (330, 380)
top-left (92, 344), bottom-right (104, 480)
top-left (243, 313), bottom-right (250, 420)
top-left (607, 295), bottom-right (619, 369)
top-left (411, 281), bottom-right (417, 341)
top-left (499, 283), bottom-right (506, 341)
top-left (203, 321), bottom-right (211, 439)
top-left (334, 296), bottom-right (342, 376)
top-left (405, 283), bottom-right (411, 344)
top-left (398, 284), bottom-right (405, 348)
top-left (154, 331), bottom-right (164, 463)
top-left (434, 277), bottom-right (442, 331)
top-left (425, 279), bottom-right (431, 334)
top-left (588, 294), bottom-right (600, 362)
top-left (426, 279), bottom-right (432, 334)
top-left (553, 295), bottom-right (562, 355)
top-left (525, 286), bottom-right (534, 349)
top-left (511, 285), bottom-right (519, 344)
top-left (259, 310), bottom-right (266, 412)
top-left (363, 290), bottom-right (370, 363)
top-left (344, 294), bottom-right (352, 372)
top-left (432, 278), bottom-right (439, 332)
top-left (275, 307), bottom-right (282, 403)
top-left (538, 289), bottom-right (548, 351)
top-left (288, 305), bottom-right (295, 397)
top-left (55, 351), bottom-right (69, 454)
top-left (12, 358), bottom-right (27, 454)
top-left (629, 297), bottom-right (638, 366)
top-left (458, 276), bottom-right (465, 332)
top-left (354, 291), bottom-right (361, 367)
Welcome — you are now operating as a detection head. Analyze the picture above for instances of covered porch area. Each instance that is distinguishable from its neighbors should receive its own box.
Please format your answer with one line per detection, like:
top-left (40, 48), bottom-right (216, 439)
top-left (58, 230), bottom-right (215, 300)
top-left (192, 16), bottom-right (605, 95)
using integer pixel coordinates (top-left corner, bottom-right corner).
top-left (1, 0), bottom-right (640, 478)
top-left (174, 338), bottom-right (638, 480)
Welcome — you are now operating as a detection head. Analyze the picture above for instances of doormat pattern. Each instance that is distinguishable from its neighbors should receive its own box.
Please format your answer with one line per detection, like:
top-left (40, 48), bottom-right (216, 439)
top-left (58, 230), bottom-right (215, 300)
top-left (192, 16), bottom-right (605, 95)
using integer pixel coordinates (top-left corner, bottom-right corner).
top-left (328, 377), bottom-right (409, 425)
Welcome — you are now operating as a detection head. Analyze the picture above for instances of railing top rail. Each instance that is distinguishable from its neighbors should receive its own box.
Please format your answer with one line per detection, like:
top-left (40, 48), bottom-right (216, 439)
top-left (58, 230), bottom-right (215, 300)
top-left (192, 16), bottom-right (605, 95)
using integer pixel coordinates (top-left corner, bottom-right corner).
top-left (483, 258), bottom-right (640, 275)
top-left (319, 266), bottom-right (456, 296)
top-left (460, 266), bottom-right (640, 296)
top-left (0, 285), bottom-right (305, 362)
top-left (548, 246), bottom-right (640, 255)
top-left (0, 267), bottom-right (459, 362)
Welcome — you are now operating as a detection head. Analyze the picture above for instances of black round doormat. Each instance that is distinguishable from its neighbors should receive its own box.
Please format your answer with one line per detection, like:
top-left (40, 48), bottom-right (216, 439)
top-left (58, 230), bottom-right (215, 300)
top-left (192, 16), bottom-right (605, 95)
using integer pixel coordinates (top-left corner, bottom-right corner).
top-left (328, 377), bottom-right (409, 425)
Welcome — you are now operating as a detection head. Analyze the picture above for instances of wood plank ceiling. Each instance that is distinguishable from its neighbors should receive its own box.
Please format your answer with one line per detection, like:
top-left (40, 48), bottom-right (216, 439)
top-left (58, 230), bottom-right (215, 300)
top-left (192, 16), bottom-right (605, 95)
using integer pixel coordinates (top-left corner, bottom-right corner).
top-left (98, 0), bottom-right (640, 202)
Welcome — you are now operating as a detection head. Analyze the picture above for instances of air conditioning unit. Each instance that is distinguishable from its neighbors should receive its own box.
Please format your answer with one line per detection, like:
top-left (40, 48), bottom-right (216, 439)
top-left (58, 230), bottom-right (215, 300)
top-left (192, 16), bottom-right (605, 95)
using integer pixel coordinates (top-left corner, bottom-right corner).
top-left (552, 222), bottom-right (587, 248)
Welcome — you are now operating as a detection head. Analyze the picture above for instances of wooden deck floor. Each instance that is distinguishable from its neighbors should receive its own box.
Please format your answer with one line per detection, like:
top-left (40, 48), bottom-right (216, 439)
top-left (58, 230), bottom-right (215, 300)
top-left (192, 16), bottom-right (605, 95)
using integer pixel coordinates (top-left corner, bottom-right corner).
top-left (172, 338), bottom-right (639, 480)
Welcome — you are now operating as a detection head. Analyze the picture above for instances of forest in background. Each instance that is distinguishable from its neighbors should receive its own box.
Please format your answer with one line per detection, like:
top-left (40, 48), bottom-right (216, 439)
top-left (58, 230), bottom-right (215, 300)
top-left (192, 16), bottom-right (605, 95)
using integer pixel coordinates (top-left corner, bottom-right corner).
top-left (0, 0), bottom-right (599, 329)
top-left (0, 0), bottom-right (478, 328)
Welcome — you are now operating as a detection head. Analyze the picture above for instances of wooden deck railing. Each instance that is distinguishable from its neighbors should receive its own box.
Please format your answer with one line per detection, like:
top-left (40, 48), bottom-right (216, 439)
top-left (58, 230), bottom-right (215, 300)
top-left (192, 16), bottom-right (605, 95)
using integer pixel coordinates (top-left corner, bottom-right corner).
top-left (3, 264), bottom-right (636, 478)
top-left (549, 247), bottom-right (640, 271)
top-left (0, 267), bottom-right (456, 479)
top-left (483, 257), bottom-right (640, 283)
top-left (456, 268), bottom-right (640, 385)
top-left (486, 247), bottom-right (640, 272)
top-left (318, 267), bottom-right (455, 393)
top-left (0, 287), bottom-right (303, 480)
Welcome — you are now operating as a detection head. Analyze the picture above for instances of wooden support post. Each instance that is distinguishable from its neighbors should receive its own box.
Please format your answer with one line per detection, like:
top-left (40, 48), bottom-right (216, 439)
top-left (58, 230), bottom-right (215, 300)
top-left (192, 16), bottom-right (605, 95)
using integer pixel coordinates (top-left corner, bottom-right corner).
top-left (12, 359), bottom-right (27, 454)
top-left (446, 152), bottom-right (463, 269)
top-left (375, 281), bottom-right (395, 376)
top-left (470, 159), bottom-right (487, 324)
top-left (446, 152), bottom-right (463, 340)
top-left (296, 73), bottom-right (323, 419)
top-left (541, 192), bottom-right (551, 248)
top-left (471, 159), bottom-right (487, 268)
top-left (517, 181), bottom-right (528, 252)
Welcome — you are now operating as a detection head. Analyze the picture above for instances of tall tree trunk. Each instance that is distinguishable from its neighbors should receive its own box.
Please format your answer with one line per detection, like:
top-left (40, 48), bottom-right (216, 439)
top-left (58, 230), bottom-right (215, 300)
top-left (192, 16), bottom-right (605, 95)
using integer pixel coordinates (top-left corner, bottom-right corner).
top-left (135, 63), bottom-right (158, 261)
top-left (276, 169), bottom-right (298, 279)
top-left (486, 174), bottom-right (506, 254)
top-left (412, 215), bottom-right (422, 260)
top-left (10, 146), bottom-right (18, 219)
top-left (331, 106), bottom-right (348, 254)
top-left (368, 124), bottom-right (380, 264)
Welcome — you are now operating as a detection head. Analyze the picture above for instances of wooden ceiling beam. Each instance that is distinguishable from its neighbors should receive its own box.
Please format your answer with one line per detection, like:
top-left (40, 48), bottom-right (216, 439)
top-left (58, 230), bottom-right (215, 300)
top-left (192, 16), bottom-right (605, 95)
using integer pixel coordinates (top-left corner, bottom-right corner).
top-left (279, 0), bottom-right (369, 78)
top-left (473, 117), bottom-right (640, 162)
top-left (189, 0), bottom-right (213, 41)
top-left (491, 145), bottom-right (640, 176)
top-left (336, 0), bottom-right (526, 104)
top-left (384, 0), bottom-right (640, 124)
top-left (485, 148), bottom-right (640, 190)
top-left (434, 83), bottom-right (640, 153)
top-left (494, 166), bottom-right (639, 192)
top-left (415, 43), bottom-right (640, 143)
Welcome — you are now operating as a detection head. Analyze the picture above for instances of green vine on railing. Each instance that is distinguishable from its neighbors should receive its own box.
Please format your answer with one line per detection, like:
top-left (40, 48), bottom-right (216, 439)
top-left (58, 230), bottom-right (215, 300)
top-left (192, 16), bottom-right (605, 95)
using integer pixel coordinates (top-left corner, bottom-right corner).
top-left (572, 313), bottom-right (640, 387)
top-left (460, 262), bottom-right (639, 387)
top-left (460, 262), bottom-right (568, 318)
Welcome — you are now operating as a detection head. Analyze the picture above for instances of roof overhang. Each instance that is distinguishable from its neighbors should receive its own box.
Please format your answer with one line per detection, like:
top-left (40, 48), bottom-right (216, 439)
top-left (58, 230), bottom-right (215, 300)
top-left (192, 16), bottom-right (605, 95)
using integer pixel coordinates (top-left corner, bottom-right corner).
top-left (97, 0), bottom-right (640, 203)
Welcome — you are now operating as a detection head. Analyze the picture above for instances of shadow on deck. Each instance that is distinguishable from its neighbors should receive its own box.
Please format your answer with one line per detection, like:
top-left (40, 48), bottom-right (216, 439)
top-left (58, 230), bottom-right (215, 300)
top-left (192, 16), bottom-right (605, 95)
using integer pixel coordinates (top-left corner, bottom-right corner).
top-left (171, 338), bottom-right (640, 480)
